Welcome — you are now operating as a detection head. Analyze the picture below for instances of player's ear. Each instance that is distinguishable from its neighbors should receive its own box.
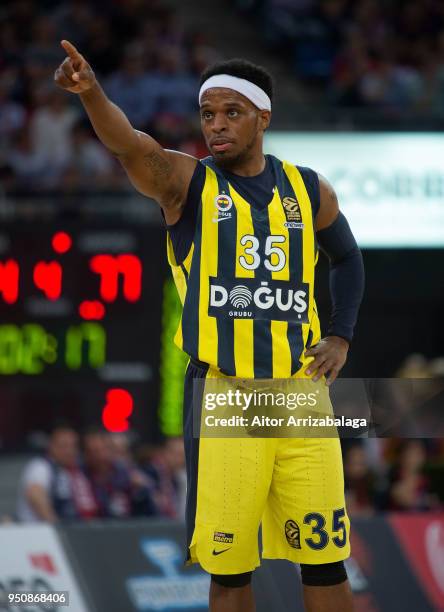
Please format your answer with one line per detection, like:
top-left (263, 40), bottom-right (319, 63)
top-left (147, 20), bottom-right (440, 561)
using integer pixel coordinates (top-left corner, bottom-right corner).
top-left (259, 110), bottom-right (271, 131)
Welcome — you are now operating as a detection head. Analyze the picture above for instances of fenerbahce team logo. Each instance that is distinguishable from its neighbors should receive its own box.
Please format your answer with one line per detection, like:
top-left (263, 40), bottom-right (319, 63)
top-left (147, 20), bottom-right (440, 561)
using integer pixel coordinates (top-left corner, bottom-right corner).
top-left (212, 193), bottom-right (233, 223)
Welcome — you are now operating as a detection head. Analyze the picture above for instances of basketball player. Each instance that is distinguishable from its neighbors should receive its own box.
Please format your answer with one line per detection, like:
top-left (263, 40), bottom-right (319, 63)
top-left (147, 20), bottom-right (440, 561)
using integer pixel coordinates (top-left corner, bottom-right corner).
top-left (55, 40), bottom-right (364, 612)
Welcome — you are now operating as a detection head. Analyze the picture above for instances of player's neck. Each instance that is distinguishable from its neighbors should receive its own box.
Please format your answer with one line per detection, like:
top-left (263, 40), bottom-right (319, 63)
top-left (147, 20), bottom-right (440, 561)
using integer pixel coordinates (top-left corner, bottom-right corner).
top-left (218, 152), bottom-right (266, 177)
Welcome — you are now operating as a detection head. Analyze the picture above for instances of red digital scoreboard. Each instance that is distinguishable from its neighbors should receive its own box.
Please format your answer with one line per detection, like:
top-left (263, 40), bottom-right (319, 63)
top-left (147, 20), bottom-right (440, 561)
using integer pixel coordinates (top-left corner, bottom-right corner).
top-left (0, 221), bottom-right (167, 449)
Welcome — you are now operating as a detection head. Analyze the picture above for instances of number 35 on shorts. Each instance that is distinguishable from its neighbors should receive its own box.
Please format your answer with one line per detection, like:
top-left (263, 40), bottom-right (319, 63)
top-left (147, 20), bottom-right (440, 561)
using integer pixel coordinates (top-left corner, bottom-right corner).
top-left (286, 508), bottom-right (348, 551)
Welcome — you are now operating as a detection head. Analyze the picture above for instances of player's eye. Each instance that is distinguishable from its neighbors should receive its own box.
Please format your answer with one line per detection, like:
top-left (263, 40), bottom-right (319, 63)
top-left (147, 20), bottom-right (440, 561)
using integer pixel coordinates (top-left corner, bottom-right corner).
top-left (228, 109), bottom-right (239, 118)
top-left (202, 111), bottom-right (213, 120)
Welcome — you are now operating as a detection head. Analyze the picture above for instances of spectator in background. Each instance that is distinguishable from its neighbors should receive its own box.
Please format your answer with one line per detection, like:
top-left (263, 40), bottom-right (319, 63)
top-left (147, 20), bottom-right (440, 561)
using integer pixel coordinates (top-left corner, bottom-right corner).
top-left (52, 0), bottom-right (97, 53)
top-left (259, 0), bottom-right (316, 49)
top-left (8, 127), bottom-right (49, 190)
top-left (104, 43), bottom-right (160, 130)
top-left (16, 424), bottom-right (98, 523)
top-left (343, 442), bottom-right (377, 516)
top-left (0, 70), bottom-right (26, 151)
top-left (330, 30), bottom-right (370, 107)
top-left (293, 0), bottom-right (349, 82)
top-left (396, 353), bottom-right (431, 378)
top-left (83, 428), bottom-right (157, 518)
top-left (62, 119), bottom-right (115, 189)
top-left (177, 118), bottom-right (208, 159)
top-left (108, 431), bottom-right (135, 466)
top-left (0, 0), bottom-right (219, 193)
top-left (351, 0), bottom-right (388, 51)
top-left (108, 430), bottom-right (159, 516)
top-left (155, 45), bottom-right (198, 117)
top-left (83, 16), bottom-right (120, 77)
top-left (235, 0), bottom-right (444, 123)
top-left (358, 51), bottom-right (422, 113)
top-left (388, 440), bottom-right (441, 512)
top-left (29, 87), bottom-right (79, 181)
top-left (140, 437), bottom-right (186, 520)
top-left (0, 20), bottom-right (21, 67)
top-left (24, 15), bottom-right (60, 68)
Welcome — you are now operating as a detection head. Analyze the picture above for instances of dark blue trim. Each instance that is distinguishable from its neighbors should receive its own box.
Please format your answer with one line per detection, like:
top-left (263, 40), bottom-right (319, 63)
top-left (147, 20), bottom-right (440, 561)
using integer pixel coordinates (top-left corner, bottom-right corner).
top-left (180, 263), bottom-right (189, 282)
top-left (181, 202), bottom-right (202, 359)
top-left (166, 162), bottom-right (205, 266)
top-left (297, 166), bottom-right (320, 219)
top-left (183, 360), bottom-right (208, 560)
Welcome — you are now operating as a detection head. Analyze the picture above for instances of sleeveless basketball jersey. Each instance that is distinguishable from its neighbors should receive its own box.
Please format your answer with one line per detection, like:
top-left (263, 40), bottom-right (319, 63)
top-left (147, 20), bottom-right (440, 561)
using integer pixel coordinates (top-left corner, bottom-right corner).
top-left (167, 154), bottom-right (321, 378)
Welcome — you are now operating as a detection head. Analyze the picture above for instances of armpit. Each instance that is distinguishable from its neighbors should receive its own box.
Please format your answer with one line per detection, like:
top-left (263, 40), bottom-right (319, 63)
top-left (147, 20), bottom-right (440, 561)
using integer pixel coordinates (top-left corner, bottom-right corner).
top-left (143, 150), bottom-right (173, 179)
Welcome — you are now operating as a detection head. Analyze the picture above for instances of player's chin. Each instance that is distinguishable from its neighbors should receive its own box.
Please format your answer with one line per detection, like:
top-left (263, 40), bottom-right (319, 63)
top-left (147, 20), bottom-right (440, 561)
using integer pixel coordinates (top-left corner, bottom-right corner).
top-left (211, 148), bottom-right (239, 165)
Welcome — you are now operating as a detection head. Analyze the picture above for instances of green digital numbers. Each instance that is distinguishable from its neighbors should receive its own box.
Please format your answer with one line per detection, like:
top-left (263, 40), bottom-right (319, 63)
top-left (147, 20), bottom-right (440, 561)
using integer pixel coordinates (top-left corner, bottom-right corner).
top-left (65, 323), bottom-right (106, 370)
top-left (22, 324), bottom-right (57, 373)
top-left (0, 325), bottom-right (22, 374)
top-left (0, 324), bottom-right (57, 374)
top-left (0, 323), bottom-right (106, 374)
top-left (158, 278), bottom-right (188, 436)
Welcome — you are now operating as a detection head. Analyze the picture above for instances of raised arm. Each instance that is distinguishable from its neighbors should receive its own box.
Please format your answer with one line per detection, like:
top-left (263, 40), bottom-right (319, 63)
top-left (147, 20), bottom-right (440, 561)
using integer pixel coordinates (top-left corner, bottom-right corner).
top-left (54, 40), bottom-right (197, 224)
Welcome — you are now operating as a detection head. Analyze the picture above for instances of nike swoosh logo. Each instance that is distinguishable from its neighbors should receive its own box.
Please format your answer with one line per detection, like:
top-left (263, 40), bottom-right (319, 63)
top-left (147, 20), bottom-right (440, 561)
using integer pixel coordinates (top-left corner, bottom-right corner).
top-left (212, 548), bottom-right (231, 556)
top-left (212, 216), bottom-right (230, 223)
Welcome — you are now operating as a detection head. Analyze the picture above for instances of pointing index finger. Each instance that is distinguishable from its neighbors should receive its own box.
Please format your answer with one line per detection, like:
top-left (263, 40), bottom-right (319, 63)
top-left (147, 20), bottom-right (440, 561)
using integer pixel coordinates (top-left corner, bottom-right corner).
top-left (61, 39), bottom-right (83, 61)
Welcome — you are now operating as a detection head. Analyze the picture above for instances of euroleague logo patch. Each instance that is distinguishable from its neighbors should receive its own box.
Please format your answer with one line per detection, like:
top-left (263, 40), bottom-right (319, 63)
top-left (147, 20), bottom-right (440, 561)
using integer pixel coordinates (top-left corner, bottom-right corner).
top-left (213, 193), bottom-right (233, 223)
top-left (282, 196), bottom-right (304, 229)
top-left (285, 519), bottom-right (301, 549)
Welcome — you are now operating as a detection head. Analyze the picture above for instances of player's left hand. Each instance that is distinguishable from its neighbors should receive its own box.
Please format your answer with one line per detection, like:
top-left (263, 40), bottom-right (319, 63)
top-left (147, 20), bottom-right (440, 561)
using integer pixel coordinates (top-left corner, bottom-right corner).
top-left (304, 336), bottom-right (349, 385)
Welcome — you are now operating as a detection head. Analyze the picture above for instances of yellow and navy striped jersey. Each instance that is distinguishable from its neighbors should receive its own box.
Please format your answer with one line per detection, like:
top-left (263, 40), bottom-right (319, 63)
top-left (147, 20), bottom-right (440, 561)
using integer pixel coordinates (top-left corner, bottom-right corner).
top-left (167, 154), bottom-right (321, 378)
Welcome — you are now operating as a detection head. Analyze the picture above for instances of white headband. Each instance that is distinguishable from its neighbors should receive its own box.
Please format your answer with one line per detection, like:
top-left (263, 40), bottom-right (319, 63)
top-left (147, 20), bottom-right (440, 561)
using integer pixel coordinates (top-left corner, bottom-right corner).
top-left (199, 74), bottom-right (271, 111)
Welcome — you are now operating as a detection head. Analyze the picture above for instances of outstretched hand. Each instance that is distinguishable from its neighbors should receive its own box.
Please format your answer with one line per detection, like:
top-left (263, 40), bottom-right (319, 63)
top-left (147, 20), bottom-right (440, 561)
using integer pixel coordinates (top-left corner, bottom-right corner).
top-left (54, 40), bottom-right (96, 94)
top-left (304, 336), bottom-right (349, 385)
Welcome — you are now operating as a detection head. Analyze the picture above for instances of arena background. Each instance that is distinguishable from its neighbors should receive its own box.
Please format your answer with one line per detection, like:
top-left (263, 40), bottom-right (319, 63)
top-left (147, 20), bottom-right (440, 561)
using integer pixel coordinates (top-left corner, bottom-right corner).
top-left (0, 1), bottom-right (443, 610)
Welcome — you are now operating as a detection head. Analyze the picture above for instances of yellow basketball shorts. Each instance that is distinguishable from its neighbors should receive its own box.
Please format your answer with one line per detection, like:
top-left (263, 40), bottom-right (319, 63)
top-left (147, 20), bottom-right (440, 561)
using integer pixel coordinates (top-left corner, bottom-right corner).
top-left (183, 359), bottom-right (351, 575)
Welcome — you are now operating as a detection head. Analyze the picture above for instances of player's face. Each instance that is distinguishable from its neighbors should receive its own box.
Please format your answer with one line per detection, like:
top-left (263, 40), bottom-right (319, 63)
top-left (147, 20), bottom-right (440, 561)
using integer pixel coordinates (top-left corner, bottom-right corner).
top-left (200, 88), bottom-right (270, 167)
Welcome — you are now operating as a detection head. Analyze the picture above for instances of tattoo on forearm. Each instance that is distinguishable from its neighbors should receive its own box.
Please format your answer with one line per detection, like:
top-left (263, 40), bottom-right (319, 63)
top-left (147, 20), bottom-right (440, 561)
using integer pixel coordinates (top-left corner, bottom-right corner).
top-left (143, 150), bottom-right (172, 178)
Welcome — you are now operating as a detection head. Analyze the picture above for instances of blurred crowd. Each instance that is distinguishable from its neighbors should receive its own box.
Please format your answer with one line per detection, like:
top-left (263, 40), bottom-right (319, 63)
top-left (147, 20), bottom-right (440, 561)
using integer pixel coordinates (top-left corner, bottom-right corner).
top-left (343, 353), bottom-right (444, 515)
top-left (14, 429), bottom-right (444, 525)
top-left (343, 438), bottom-right (444, 516)
top-left (234, 0), bottom-right (444, 123)
top-left (16, 424), bottom-right (186, 524)
top-left (0, 0), bottom-right (216, 194)
top-left (2, 0), bottom-right (444, 194)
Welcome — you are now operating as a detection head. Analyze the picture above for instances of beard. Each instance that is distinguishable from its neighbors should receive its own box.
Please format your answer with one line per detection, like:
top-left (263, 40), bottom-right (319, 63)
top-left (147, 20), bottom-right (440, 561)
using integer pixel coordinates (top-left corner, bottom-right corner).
top-left (211, 133), bottom-right (257, 170)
